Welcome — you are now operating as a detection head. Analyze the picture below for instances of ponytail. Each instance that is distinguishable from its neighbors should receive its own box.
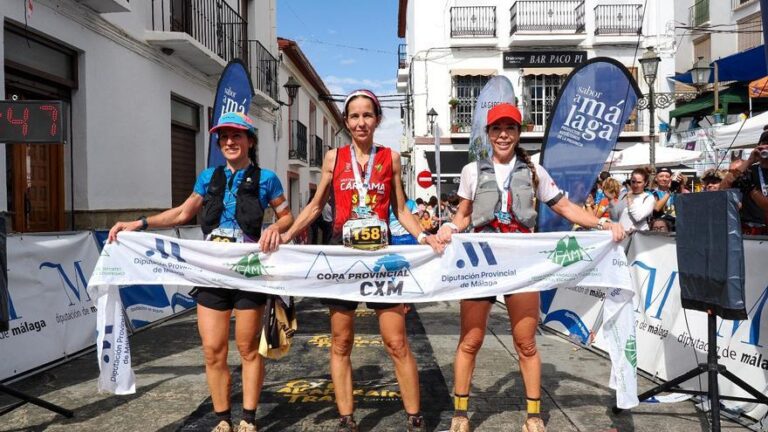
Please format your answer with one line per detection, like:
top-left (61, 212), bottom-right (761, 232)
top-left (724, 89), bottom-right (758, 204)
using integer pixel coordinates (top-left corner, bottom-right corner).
top-left (515, 146), bottom-right (539, 190)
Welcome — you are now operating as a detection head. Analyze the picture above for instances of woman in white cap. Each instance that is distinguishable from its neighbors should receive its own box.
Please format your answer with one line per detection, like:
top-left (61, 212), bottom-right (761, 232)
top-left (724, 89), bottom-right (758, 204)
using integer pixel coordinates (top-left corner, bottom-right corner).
top-left (266, 89), bottom-right (442, 432)
top-left (108, 112), bottom-right (293, 432)
top-left (436, 103), bottom-right (625, 432)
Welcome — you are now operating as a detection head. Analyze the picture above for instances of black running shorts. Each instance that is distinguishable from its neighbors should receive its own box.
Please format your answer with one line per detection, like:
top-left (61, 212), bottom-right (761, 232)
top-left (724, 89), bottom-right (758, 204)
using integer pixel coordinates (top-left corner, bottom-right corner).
top-left (193, 287), bottom-right (268, 311)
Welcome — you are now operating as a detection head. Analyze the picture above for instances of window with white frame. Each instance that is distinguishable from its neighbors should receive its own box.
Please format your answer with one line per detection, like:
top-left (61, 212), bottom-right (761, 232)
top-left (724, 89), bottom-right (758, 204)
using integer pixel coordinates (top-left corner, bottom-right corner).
top-left (522, 74), bottom-right (567, 131)
top-left (453, 75), bottom-right (490, 132)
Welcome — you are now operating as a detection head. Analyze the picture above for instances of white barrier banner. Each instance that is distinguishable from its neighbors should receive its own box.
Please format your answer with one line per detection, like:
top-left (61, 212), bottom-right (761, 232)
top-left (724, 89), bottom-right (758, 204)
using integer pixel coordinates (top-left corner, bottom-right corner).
top-left (627, 234), bottom-right (768, 422)
top-left (542, 233), bottom-right (768, 424)
top-left (88, 231), bottom-right (637, 405)
top-left (0, 232), bottom-right (99, 380)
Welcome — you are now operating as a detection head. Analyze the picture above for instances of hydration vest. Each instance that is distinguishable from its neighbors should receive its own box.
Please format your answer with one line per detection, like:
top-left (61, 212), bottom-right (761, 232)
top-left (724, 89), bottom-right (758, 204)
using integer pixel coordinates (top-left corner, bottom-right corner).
top-left (200, 165), bottom-right (264, 240)
top-left (471, 158), bottom-right (537, 230)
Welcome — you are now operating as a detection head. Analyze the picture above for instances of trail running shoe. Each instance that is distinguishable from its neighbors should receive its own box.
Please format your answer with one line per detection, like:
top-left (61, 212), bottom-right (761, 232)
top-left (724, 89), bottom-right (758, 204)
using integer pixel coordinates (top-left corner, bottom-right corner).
top-left (237, 420), bottom-right (257, 432)
top-left (406, 414), bottom-right (425, 432)
top-left (522, 417), bottom-right (546, 432)
top-left (449, 415), bottom-right (470, 432)
top-left (211, 420), bottom-right (232, 432)
top-left (337, 415), bottom-right (358, 432)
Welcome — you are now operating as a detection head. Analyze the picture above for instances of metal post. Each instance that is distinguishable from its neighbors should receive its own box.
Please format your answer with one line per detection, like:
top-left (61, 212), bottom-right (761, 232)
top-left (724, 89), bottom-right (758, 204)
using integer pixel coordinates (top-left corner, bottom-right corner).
top-left (649, 87), bottom-right (656, 172)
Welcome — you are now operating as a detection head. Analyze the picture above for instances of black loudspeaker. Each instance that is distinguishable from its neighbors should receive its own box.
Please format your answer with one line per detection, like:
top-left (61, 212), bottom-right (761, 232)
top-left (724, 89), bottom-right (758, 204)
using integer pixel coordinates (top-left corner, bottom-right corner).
top-left (0, 215), bottom-right (8, 332)
top-left (675, 190), bottom-right (747, 320)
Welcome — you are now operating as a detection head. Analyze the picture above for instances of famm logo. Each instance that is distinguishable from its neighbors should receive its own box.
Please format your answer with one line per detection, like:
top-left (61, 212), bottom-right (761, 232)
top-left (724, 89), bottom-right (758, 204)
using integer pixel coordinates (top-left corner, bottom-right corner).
top-left (455, 242), bottom-right (497, 269)
top-left (231, 253), bottom-right (270, 278)
top-left (624, 335), bottom-right (637, 368)
top-left (541, 236), bottom-right (593, 267)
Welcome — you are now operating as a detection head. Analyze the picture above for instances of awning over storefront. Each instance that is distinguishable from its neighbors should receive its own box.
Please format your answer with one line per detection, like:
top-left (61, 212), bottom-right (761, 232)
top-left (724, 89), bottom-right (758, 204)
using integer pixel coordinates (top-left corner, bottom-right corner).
top-left (449, 68), bottom-right (496, 76)
top-left (669, 87), bottom-right (748, 119)
top-left (673, 45), bottom-right (766, 84)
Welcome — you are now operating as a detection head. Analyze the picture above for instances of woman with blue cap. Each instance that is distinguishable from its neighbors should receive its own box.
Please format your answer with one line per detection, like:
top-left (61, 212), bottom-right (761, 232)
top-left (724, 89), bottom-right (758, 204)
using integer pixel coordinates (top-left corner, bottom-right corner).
top-left (108, 111), bottom-right (293, 432)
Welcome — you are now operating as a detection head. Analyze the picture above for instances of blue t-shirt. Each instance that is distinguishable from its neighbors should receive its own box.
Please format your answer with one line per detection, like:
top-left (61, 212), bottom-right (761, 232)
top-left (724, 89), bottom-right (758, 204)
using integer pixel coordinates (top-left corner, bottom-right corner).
top-left (388, 199), bottom-right (418, 237)
top-left (193, 166), bottom-right (284, 230)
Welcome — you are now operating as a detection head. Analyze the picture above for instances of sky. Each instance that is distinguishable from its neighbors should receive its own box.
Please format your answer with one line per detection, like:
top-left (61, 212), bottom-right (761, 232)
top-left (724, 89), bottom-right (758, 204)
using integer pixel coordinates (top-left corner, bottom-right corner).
top-left (277, 0), bottom-right (404, 149)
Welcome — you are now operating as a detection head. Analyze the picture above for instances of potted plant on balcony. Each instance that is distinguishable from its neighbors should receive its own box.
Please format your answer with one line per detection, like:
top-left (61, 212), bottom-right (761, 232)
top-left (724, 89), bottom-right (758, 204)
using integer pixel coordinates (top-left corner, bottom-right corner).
top-left (448, 98), bottom-right (459, 109)
top-left (451, 122), bottom-right (460, 133)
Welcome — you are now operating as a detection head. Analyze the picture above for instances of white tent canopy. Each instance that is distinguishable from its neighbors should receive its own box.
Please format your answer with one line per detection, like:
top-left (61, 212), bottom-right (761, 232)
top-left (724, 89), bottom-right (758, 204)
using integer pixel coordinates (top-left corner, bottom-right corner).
top-left (531, 150), bottom-right (620, 171)
top-left (608, 143), bottom-right (702, 170)
top-left (714, 111), bottom-right (768, 149)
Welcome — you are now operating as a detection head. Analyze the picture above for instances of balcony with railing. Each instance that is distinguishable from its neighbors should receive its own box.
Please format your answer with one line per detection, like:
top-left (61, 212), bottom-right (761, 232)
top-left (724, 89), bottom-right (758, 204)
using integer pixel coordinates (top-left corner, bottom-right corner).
top-left (689, 0), bottom-right (710, 27)
top-left (290, 120), bottom-right (308, 164)
top-left (510, 1), bottom-right (585, 35)
top-left (594, 4), bottom-right (643, 35)
top-left (310, 136), bottom-right (323, 168)
top-left (397, 44), bottom-right (409, 92)
top-left (247, 40), bottom-right (279, 106)
top-left (147, 0), bottom-right (247, 74)
top-left (450, 6), bottom-right (497, 38)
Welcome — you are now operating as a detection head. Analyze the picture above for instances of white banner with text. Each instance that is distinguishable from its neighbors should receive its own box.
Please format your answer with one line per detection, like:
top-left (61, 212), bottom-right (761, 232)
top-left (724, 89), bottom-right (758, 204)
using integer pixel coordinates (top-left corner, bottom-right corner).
top-left (88, 231), bottom-right (638, 407)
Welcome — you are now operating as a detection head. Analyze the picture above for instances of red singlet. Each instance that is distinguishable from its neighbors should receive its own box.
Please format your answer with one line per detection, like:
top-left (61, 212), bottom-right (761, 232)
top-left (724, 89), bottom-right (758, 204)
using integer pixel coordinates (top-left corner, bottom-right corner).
top-left (331, 145), bottom-right (393, 238)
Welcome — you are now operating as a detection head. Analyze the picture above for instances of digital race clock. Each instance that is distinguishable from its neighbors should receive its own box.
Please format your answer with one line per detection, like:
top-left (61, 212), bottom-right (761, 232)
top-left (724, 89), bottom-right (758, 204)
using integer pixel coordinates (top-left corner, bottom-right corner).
top-left (0, 100), bottom-right (66, 143)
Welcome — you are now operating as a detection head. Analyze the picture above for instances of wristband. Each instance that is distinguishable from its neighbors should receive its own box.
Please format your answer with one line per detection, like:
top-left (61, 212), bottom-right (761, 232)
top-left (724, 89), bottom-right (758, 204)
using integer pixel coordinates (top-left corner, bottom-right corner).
top-left (137, 216), bottom-right (149, 231)
top-left (596, 217), bottom-right (610, 230)
top-left (444, 222), bottom-right (459, 233)
top-left (417, 232), bottom-right (428, 244)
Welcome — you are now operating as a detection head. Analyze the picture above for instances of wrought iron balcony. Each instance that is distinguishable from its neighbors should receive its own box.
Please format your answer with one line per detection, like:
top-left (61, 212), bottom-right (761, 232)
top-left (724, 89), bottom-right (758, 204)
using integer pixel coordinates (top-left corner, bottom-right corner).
top-left (398, 44), bottom-right (408, 69)
top-left (290, 120), bottom-right (308, 163)
top-left (155, 0), bottom-right (247, 63)
top-left (594, 4), bottom-right (642, 35)
top-left (510, 0), bottom-right (585, 34)
top-left (310, 136), bottom-right (323, 168)
top-left (247, 40), bottom-right (279, 102)
top-left (450, 6), bottom-right (497, 38)
top-left (689, 0), bottom-right (709, 27)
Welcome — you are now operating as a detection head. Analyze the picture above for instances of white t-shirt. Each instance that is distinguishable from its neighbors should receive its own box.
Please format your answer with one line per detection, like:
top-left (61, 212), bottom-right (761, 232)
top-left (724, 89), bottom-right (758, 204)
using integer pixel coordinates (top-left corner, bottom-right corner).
top-left (618, 191), bottom-right (655, 232)
top-left (457, 157), bottom-right (562, 203)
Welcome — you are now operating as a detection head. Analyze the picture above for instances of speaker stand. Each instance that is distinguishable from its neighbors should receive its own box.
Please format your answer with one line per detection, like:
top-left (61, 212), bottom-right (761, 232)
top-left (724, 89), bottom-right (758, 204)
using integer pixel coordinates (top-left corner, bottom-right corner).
top-left (0, 384), bottom-right (73, 418)
top-left (613, 310), bottom-right (768, 431)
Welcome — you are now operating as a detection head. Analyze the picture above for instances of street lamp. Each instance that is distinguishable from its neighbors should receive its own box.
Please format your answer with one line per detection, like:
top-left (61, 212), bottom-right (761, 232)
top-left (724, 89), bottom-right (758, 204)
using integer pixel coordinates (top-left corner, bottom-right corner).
top-left (427, 107), bottom-right (438, 135)
top-left (282, 76), bottom-right (301, 106)
top-left (690, 56), bottom-right (711, 87)
top-left (639, 46), bottom-right (661, 171)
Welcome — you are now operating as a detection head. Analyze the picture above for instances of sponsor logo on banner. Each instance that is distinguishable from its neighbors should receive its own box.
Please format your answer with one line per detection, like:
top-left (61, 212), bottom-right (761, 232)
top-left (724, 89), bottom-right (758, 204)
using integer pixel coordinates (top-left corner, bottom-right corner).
top-left (541, 236), bottom-right (593, 267)
top-left (133, 238), bottom-right (196, 277)
top-left (276, 379), bottom-right (400, 403)
top-left (443, 241), bottom-right (515, 289)
top-left (304, 252), bottom-right (424, 297)
top-left (230, 252), bottom-right (271, 278)
top-left (624, 335), bottom-right (637, 367)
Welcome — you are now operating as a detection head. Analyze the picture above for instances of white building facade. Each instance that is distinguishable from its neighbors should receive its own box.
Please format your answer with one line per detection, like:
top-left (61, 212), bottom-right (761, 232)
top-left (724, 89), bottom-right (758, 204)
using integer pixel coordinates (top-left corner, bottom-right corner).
top-left (396, 0), bottom-right (676, 200)
top-left (0, 0), bottom-right (345, 234)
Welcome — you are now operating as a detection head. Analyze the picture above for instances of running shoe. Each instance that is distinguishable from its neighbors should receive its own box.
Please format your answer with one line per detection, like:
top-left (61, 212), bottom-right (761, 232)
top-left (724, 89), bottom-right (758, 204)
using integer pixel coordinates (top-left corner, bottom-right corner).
top-left (211, 420), bottom-right (232, 432)
top-left (337, 415), bottom-right (358, 432)
top-left (237, 420), bottom-right (257, 432)
top-left (449, 415), bottom-right (470, 432)
top-left (406, 414), bottom-right (425, 432)
top-left (522, 417), bottom-right (546, 432)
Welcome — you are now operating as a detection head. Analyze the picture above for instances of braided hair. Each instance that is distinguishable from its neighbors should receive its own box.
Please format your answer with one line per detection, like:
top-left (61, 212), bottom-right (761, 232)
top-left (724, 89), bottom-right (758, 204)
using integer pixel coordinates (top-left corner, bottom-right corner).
top-left (514, 145), bottom-right (539, 190)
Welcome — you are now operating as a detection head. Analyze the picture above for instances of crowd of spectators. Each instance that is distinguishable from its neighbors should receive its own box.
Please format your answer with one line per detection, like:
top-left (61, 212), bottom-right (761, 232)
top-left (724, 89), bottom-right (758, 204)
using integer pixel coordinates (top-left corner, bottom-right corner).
top-left (579, 128), bottom-right (768, 235)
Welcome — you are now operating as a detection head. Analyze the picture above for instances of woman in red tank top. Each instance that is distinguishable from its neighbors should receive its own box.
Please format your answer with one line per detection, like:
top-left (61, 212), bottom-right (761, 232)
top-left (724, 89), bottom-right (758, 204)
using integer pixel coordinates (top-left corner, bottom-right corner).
top-left (272, 89), bottom-right (443, 432)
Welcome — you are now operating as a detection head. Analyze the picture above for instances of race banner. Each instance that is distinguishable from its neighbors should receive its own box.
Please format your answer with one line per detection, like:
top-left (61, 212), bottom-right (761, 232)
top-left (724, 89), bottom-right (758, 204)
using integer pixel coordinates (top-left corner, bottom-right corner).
top-left (207, 59), bottom-right (255, 167)
top-left (0, 232), bottom-right (99, 380)
top-left (541, 233), bottom-right (768, 425)
top-left (468, 75), bottom-right (516, 161)
top-left (537, 58), bottom-right (641, 232)
top-left (94, 229), bottom-right (196, 331)
top-left (88, 231), bottom-right (637, 407)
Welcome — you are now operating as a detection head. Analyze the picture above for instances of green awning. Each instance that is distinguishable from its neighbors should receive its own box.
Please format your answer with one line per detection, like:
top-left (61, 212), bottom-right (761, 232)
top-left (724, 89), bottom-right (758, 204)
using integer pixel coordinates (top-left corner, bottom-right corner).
top-left (669, 87), bottom-right (748, 119)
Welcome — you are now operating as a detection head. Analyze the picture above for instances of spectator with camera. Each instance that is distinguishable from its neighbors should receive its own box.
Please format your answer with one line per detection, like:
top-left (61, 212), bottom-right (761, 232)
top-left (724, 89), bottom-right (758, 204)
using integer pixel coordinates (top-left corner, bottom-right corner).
top-left (721, 130), bottom-right (768, 235)
top-left (651, 167), bottom-right (684, 229)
